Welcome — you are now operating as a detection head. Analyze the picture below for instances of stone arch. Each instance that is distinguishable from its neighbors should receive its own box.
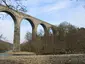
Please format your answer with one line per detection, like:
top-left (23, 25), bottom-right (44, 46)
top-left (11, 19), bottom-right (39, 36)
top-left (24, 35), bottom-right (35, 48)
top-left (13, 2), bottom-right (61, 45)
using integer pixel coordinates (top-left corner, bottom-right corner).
top-left (0, 10), bottom-right (17, 23)
top-left (20, 18), bottom-right (34, 43)
top-left (20, 18), bottom-right (36, 41)
top-left (20, 18), bottom-right (35, 29)
top-left (37, 23), bottom-right (47, 36)
top-left (40, 23), bottom-right (47, 31)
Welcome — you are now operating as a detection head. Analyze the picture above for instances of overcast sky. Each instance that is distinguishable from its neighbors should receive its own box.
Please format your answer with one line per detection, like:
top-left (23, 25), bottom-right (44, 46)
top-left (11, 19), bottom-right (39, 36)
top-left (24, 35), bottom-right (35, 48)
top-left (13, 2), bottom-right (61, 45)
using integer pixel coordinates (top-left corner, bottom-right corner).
top-left (0, 0), bottom-right (85, 43)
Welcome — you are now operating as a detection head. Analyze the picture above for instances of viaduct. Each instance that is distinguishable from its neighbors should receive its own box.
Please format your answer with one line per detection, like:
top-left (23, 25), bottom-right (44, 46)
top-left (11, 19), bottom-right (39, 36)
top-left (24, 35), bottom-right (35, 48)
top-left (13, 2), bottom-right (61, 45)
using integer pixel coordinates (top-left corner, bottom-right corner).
top-left (0, 5), bottom-right (57, 52)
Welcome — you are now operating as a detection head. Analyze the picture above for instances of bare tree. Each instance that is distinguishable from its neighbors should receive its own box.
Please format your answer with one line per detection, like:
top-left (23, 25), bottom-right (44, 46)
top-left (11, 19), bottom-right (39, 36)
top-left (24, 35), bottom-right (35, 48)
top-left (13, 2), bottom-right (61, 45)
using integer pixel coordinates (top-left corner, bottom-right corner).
top-left (0, 0), bottom-right (27, 12)
top-left (0, 34), bottom-right (6, 41)
top-left (25, 31), bottom-right (32, 42)
top-left (37, 29), bottom-right (44, 37)
top-left (0, 34), bottom-right (3, 40)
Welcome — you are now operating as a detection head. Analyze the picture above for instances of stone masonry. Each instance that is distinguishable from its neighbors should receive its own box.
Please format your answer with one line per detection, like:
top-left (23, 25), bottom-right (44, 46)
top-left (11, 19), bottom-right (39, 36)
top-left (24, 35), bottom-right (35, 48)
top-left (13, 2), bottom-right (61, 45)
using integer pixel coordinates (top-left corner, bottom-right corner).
top-left (0, 5), bottom-right (57, 52)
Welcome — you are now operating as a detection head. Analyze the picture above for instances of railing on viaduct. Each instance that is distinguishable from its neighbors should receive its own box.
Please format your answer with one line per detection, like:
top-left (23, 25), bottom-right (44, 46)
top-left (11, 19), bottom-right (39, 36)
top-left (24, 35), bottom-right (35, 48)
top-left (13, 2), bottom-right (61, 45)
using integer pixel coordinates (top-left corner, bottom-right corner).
top-left (0, 5), bottom-right (57, 52)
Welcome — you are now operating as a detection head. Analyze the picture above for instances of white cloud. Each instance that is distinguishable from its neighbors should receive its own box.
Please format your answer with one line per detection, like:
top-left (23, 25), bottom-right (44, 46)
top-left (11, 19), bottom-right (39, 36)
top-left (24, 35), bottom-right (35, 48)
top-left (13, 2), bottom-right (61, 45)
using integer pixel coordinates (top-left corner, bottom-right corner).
top-left (41, 1), bottom-right (70, 12)
top-left (49, 5), bottom-right (85, 28)
top-left (27, 0), bottom-right (71, 16)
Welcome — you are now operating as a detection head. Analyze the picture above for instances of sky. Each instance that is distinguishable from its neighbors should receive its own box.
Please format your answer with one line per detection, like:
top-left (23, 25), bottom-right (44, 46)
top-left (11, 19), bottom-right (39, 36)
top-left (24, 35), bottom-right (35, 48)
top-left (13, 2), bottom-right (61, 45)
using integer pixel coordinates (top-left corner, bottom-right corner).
top-left (0, 0), bottom-right (85, 43)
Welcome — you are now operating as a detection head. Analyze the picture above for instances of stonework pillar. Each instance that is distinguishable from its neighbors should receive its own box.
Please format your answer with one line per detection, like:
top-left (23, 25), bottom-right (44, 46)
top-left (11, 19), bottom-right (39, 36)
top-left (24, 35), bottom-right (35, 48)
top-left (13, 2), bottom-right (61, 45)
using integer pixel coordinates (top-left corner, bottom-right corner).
top-left (32, 25), bottom-right (37, 40)
top-left (44, 28), bottom-right (49, 53)
top-left (13, 18), bottom-right (21, 52)
top-left (44, 27), bottom-right (49, 36)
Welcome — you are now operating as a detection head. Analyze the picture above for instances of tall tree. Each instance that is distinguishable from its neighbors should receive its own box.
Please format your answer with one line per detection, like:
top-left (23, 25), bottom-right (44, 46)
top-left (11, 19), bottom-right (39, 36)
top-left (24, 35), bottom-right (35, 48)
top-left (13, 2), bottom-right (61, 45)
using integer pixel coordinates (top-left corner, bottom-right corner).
top-left (25, 31), bottom-right (32, 42)
top-left (57, 21), bottom-right (78, 41)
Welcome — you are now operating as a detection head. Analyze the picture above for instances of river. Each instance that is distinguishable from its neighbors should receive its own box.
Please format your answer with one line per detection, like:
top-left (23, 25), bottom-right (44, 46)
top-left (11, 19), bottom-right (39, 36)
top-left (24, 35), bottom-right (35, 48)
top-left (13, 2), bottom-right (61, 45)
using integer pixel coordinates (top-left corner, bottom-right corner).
top-left (0, 53), bottom-right (9, 57)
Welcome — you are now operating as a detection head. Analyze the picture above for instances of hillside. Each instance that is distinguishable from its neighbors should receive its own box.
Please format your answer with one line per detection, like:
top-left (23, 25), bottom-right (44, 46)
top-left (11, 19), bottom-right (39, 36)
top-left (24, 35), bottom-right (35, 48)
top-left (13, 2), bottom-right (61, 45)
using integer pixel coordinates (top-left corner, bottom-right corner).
top-left (0, 40), bottom-right (12, 53)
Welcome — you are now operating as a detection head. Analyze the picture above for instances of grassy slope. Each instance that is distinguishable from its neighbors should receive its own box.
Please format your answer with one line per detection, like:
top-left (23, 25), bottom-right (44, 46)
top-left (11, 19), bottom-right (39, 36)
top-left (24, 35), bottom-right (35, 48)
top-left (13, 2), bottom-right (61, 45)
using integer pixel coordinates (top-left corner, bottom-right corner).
top-left (0, 40), bottom-right (12, 53)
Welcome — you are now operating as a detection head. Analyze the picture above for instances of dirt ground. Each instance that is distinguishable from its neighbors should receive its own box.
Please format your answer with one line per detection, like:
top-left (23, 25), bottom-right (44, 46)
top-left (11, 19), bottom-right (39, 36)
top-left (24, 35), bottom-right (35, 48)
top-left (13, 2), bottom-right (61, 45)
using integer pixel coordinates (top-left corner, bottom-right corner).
top-left (0, 54), bottom-right (85, 64)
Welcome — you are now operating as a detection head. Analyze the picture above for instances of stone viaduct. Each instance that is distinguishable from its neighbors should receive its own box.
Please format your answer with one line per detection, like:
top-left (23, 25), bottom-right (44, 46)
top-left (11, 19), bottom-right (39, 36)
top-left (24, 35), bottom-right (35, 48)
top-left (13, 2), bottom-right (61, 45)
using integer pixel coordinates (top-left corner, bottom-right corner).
top-left (0, 5), bottom-right (57, 52)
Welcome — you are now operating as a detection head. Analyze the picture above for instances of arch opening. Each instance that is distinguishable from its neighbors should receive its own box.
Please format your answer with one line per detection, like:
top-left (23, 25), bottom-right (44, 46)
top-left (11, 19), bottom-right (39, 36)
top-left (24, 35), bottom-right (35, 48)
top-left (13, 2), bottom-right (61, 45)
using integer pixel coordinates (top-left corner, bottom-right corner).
top-left (0, 12), bottom-right (14, 44)
top-left (23, 18), bottom-right (35, 29)
top-left (49, 28), bottom-right (53, 36)
top-left (20, 19), bottom-right (33, 43)
top-left (37, 23), bottom-right (46, 37)
top-left (0, 11), bottom-right (17, 23)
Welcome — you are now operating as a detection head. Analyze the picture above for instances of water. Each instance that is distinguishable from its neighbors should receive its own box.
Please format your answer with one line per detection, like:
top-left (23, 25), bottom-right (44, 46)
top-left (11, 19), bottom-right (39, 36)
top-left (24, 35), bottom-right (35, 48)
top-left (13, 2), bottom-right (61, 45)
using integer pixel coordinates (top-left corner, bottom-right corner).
top-left (0, 53), bottom-right (9, 57)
